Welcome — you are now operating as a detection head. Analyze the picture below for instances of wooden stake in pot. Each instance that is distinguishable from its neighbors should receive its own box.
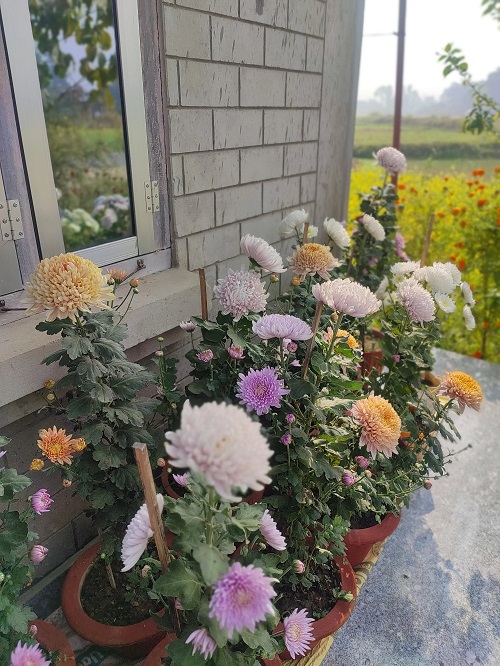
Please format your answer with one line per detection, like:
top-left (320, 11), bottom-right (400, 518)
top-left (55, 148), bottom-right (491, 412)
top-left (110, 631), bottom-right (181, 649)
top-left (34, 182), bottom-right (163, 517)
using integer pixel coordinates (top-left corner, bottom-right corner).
top-left (302, 301), bottom-right (323, 378)
top-left (198, 268), bottom-right (209, 320)
top-left (420, 213), bottom-right (435, 267)
top-left (302, 221), bottom-right (310, 245)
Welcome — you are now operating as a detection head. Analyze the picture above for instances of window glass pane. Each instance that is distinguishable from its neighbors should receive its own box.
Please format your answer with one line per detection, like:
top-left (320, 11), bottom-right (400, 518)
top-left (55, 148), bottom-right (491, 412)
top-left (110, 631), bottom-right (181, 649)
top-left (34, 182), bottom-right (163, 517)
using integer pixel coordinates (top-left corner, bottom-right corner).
top-left (28, 0), bottom-right (134, 252)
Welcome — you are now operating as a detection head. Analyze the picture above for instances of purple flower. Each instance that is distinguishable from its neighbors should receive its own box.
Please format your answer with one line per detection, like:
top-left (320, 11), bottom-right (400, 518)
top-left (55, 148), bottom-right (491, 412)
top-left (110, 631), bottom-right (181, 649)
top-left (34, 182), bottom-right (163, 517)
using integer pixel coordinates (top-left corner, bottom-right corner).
top-left (209, 562), bottom-right (277, 637)
top-left (260, 510), bottom-right (287, 551)
top-left (253, 314), bottom-right (313, 341)
top-left (236, 367), bottom-right (289, 416)
top-left (392, 354), bottom-right (401, 363)
top-left (10, 641), bottom-right (50, 666)
top-left (293, 560), bottom-right (306, 574)
top-left (186, 628), bottom-right (217, 660)
top-left (285, 413), bottom-right (295, 424)
top-left (180, 320), bottom-right (196, 332)
top-left (214, 269), bottom-right (269, 321)
top-left (31, 545), bottom-right (48, 564)
top-left (172, 472), bottom-right (190, 487)
top-left (368, 256), bottom-right (378, 267)
top-left (283, 608), bottom-right (315, 659)
top-left (31, 489), bottom-right (53, 515)
top-left (280, 434), bottom-right (292, 446)
top-left (397, 277), bottom-right (435, 323)
top-left (395, 232), bottom-right (410, 261)
top-left (0, 449), bottom-right (6, 460)
top-left (228, 345), bottom-right (245, 359)
top-left (342, 472), bottom-right (356, 486)
top-left (287, 341), bottom-right (298, 353)
top-left (355, 456), bottom-right (369, 469)
top-left (197, 349), bottom-right (214, 363)
top-left (290, 359), bottom-right (301, 367)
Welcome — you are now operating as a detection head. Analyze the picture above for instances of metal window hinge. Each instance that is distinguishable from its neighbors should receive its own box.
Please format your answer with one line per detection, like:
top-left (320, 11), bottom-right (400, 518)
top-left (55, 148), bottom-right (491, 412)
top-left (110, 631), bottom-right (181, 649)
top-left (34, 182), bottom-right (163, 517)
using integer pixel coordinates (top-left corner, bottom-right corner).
top-left (144, 181), bottom-right (160, 213)
top-left (0, 199), bottom-right (24, 242)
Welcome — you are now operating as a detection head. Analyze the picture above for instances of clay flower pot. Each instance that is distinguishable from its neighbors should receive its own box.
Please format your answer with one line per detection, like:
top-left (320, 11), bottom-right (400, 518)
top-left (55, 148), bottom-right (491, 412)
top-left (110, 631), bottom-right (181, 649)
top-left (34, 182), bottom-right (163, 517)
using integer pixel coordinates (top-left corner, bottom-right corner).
top-left (275, 556), bottom-right (356, 661)
top-left (28, 619), bottom-right (76, 665)
top-left (161, 466), bottom-right (264, 504)
top-left (61, 542), bottom-right (167, 658)
top-left (343, 511), bottom-right (402, 568)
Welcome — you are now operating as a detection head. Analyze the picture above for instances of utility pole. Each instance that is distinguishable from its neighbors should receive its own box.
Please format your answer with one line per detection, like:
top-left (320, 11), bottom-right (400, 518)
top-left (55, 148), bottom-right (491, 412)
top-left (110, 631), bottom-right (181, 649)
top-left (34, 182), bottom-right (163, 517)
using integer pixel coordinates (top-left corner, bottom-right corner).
top-left (392, 0), bottom-right (407, 184)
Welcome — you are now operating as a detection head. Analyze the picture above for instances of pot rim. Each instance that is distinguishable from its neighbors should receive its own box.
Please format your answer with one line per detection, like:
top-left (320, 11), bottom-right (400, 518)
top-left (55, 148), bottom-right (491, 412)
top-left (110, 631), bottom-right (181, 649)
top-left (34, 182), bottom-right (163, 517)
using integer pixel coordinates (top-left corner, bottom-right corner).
top-left (29, 619), bottom-right (76, 666)
top-left (344, 511), bottom-right (402, 547)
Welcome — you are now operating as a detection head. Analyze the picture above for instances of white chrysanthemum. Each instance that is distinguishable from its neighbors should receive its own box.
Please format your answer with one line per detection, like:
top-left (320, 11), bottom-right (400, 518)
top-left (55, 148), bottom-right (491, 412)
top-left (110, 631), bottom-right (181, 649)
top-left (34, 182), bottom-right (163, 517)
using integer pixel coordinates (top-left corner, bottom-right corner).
top-left (435, 292), bottom-right (456, 314)
top-left (414, 266), bottom-right (454, 295)
top-left (279, 209), bottom-right (309, 239)
top-left (375, 146), bottom-right (407, 174)
top-left (362, 214), bottom-right (385, 241)
top-left (240, 234), bottom-right (286, 273)
top-left (375, 276), bottom-right (389, 300)
top-left (397, 277), bottom-right (435, 323)
top-left (434, 261), bottom-right (462, 287)
top-left (213, 269), bottom-right (269, 321)
top-left (391, 260), bottom-right (420, 277)
top-left (300, 223), bottom-right (318, 239)
top-left (324, 218), bottom-right (350, 249)
top-left (463, 305), bottom-right (476, 330)
top-left (312, 279), bottom-right (381, 318)
top-left (461, 282), bottom-right (476, 306)
top-left (121, 494), bottom-right (164, 572)
top-left (165, 402), bottom-right (272, 502)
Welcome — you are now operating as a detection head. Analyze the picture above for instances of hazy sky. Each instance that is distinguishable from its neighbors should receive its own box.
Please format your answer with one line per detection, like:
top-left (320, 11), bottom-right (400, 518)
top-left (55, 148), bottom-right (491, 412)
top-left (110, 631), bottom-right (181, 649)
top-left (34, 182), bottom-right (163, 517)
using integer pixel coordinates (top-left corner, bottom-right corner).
top-left (358, 0), bottom-right (500, 100)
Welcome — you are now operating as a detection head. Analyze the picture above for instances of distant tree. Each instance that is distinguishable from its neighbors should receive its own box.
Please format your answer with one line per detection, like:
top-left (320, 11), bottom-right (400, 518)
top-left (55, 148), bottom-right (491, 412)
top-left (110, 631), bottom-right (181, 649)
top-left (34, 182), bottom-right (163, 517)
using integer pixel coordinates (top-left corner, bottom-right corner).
top-left (374, 85), bottom-right (394, 113)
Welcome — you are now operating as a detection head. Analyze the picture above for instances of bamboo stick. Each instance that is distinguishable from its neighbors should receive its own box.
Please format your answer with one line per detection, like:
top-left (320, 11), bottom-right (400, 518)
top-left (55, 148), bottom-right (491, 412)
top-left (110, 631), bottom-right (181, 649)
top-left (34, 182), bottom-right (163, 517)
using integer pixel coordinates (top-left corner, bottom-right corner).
top-left (198, 268), bottom-right (209, 320)
top-left (420, 213), bottom-right (435, 267)
top-left (302, 222), bottom-right (310, 245)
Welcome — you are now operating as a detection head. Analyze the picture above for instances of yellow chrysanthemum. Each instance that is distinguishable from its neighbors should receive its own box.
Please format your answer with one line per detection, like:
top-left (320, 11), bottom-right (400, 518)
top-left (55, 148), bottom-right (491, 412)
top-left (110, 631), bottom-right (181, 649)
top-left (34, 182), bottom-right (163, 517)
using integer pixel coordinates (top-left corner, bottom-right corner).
top-left (351, 394), bottom-right (401, 458)
top-left (72, 438), bottom-right (87, 452)
top-left (29, 459), bottom-right (45, 471)
top-left (437, 371), bottom-right (483, 413)
top-left (37, 426), bottom-right (76, 465)
top-left (323, 327), bottom-right (359, 349)
top-left (24, 253), bottom-right (115, 321)
top-left (288, 243), bottom-right (340, 280)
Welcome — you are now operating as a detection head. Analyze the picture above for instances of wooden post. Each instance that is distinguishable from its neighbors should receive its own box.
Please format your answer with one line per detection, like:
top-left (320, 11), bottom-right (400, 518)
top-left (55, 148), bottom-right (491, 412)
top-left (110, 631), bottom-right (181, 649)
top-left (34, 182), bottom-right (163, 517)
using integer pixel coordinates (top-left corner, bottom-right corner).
top-left (198, 268), bottom-right (208, 320)
top-left (302, 222), bottom-right (310, 245)
top-left (302, 301), bottom-right (323, 378)
top-left (420, 213), bottom-right (435, 267)
top-left (133, 443), bottom-right (170, 571)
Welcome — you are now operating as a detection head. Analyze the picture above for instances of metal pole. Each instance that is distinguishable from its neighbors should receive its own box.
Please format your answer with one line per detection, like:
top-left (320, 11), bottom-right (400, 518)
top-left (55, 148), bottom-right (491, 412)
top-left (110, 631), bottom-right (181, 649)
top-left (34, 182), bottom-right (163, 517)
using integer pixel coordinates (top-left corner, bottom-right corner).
top-left (392, 0), bottom-right (407, 184)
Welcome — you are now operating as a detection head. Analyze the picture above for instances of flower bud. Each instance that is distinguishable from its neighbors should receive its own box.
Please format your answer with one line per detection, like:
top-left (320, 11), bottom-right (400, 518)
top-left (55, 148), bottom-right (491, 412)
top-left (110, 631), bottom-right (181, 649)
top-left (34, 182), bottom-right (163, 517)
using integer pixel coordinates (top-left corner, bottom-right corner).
top-left (424, 481), bottom-right (432, 490)
top-left (157, 336), bottom-right (164, 342)
top-left (355, 456), bottom-right (369, 469)
top-left (43, 380), bottom-right (55, 390)
top-left (342, 471), bottom-right (356, 486)
top-left (46, 393), bottom-right (55, 402)
top-left (30, 459), bottom-right (45, 471)
top-left (157, 458), bottom-right (166, 468)
top-left (270, 274), bottom-right (279, 283)
top-left (291, 277), bottom-right (301, 286)
top-left (141, 565), bottom-right (151, 578)
top-left (285, 413), bottom-right (295, 424)
top-left (0, 572), bottom-right (4, 583)
top-left (365, 470), bottom-right (373, 478)
top-left (62, 479), bottom-right (72, 488)
top-left (29, 624), bottom-right (38, 636)
top-left (132, 287), bottom-right (139, 294)
top-left (293, 560), bottom-right (305, 574)
top-left (130, 278), bottom-right (139, 288)
top-left (280, 433), bottom-right (292, 446)
top-left (31, 545), bottom-right (48, 564)
top-left (155, 350), bottom-right (164, 357)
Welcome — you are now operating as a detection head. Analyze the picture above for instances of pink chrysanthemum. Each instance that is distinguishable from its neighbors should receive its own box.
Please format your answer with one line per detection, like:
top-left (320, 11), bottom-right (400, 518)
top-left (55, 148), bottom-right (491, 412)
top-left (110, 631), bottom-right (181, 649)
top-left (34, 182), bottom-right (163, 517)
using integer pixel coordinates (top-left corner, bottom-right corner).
top-left (121, 494), bottom-right (164, 571)
top-left (228, 345), bottom-right (245, 359)
top-left (10, 641), bottom-right (51, 666)
top-left (288, 243), bottom-right (341, 281)
top-left (197, 350), bottom-right (214, 363)
top-left (213, 269), bottom-right (269, 321)
top-left (293, 560), bottom-right (305, 574)
top-left (31, 489), bottom-right (53, 515)
top-left (395, 232), bottom-right (410, 261)
top-left (437, 371), bottom-right (483, 414)
top-left (180, 320), bottom-right (196, 332)
top-left (241, 234), bottom-right (286, 273)
top-left (355, 455), bottom-right (369, 469)
top-left (283, 608), bottom-right (315, 659)
top-left (165, 402), bottom-right (272, 502)
top-left (209, 562), bottom-right (277, 637)
top-left (351, 394), bottom-right (401, 458)
top-left (312, 279), bottom-right (380, 318)
top-left (172, 472), bottom-right (190, 487)
top-left (342, 471), bottom-right (356, 486)
top-left (253, 314), bottom-right (313, 341)
top-left (260, 510), bottom-right (287, 551)
top-left (31, 545), bottom-right (48, 564)
top-left (186, 628), bottom-right (217, 660)
top-left (375, 146), bottom-right (407, 174)
top-left (397, 277), bottom-right (435, 323)
top-left (236, 367), bottom-right (289, 416)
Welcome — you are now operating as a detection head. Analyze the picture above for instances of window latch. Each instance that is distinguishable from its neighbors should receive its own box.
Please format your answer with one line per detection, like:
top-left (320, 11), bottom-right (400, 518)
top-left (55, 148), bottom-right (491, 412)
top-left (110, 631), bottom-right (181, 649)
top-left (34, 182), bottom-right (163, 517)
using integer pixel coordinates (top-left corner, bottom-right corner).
top-left (0, 199), bottom-right (24, 242)
top-left (144, 181), bottom-right (160, 214)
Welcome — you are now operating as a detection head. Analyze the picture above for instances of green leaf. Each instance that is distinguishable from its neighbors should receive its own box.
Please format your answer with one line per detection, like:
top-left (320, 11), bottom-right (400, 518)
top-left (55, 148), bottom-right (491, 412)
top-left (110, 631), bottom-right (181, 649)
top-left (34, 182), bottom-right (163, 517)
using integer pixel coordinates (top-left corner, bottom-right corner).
top-left (62, 335), bottom-right (93, 360)
top-left (89, 383), bottom-right (115, 403)
top-left (0, 468), bottom-right (32, 499)
top-left (89, 487), bottom-right (115, 509)
top-left (167, 638), bottom-right (206, 666)
top-left (104, 404), bottom-right (144, 426)
top-left (67, 396), bottom-right (99, 419)
top-left (192, 543), bottom-right (228, 585)
top-left (154, 560), bottom-right (203, 610)
top-left (77, 356), bottom-right (108, 382)
top-left (79, 422), bottom-right (114, 446)
top-left (287, 376), bottom-right (318, 399)
top-left (92, 444), bottom-right (124, 470)
top-left (241, 626), bottom-right (279, 653)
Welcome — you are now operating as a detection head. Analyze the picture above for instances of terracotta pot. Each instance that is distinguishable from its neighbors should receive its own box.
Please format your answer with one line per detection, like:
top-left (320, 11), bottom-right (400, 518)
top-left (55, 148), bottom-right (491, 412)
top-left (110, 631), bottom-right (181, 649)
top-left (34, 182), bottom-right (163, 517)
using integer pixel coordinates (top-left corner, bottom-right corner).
top-left (343, 511), bottom-right (402, 567)
top-left (142, 635), bottom-right (282, 666)
top-left (29, 619), bottom-right (76, 665)
top-left (161, 467), bottom-right (264, 504)
top-left (61, 542), bottom-right (167, 658)
top-left (275, 556), bottom-right (356, 661)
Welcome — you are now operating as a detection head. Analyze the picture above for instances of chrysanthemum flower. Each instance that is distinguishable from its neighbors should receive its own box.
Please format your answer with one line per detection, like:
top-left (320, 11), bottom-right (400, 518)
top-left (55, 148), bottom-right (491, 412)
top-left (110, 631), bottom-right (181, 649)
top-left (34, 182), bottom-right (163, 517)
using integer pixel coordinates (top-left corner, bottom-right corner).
top-left (414, 266), bottom-right (454, 294)
top-left (391, 260), bottom-right (420, 277)
top-left (342, 471), bottom-right (356, 486)
top-left (165, 402), bottom-right (272, 502)
top-left (240, 234), bottom-right (286, 273)
top-left (312, 279), bottom-right (380, 318)
top-left (172, 472), bottom-right (190, 487)
top-left (299, 223), bottom-right (318, 239)
top-left (213, 270), bottom-right (269, 321)
top-left (460, 282), bottom-right (475, 306)
top-left (121, 494), bottom-right (164, 571)
top-left (394, 232), bottom-right (409, 261)
top-left (288, 244), bottom-right (340, 280)
top-left (37, 427), bottom-right (77, 465)
top-left (433, 261), bottom-right (462, 287)
top-left (31, 489), bottom-right (53, 515)
top-left (30, 459), bottom-right (45, 471)
top-left (253, 314), bottom-right (313, 341)
top-left (397, 277), bottom-right (435, 323)
top-left (283, 608), bottom-right (315, 659)
top-left (209, 562), bottom-right (277, 637)
top-left (24, 253), bottom-right (114, 321)
top-left (361, 214), bottom-right (385, 241)
top-left (228, 345), bottom-right (245, 359)
top-left (31, 545), bottom-right (48, 564)
top-left (324, 217), bottom-right (350, 249)
top-left (437, 371), bottom-right (483, 413)
top-left (180, 320), bottom-right (196, 332)
top-left (375, 146), bottom-right (407, 174)
top-left (260, 510), bottom-right (287, 551)
top-left (323, 328), bottom-right (359, 349)
top-left (463, 304), bottom-right (476, 330)
top-left (434, 292), bottom-right (456, 314)
top-left (106, 268), bottom-right (129, 284)
top-left (72, 438), bottom-right (87, 452)
top-left (355, 455), bottom-right (369, 469)
top-left (351, 394), bottom-right (401, 458)
top-left (375, 276), bottom-right (389, 300)
top-left (293, 560), bottom-right (306, 574)
top-left (10, 641), bottom-right (51, 666)
top-left (279, 209), bottom-right (309, 238)
top-left (236, 367), bottom-right (289, 416)
top-left (197, 349), bottom-right (214, 363)
top-left (186, 628), bottom-right (217, 660)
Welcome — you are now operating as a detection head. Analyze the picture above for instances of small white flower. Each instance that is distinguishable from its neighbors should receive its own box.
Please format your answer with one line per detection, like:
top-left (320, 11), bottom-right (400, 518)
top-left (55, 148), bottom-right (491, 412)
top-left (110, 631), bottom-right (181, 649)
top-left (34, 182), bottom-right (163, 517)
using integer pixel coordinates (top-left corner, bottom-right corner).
top-left (279, 209), bottom-right (309, 238)
top-left (362, 214), bottom-right (385, 241)
top-left (461, 282), bottom-right (476, 306)
top-left (324, 218), bottom-right (350, 249)
top-left (435, 292), bottom-right (456, 314)
top-left (375, 146), bottom-right (407, 174)
top-left (391, 260), bottom-right (420, 277)
top-left (433, 261), bottom-right (462, 287)
top-left (463, 305), bottom-right (476, 330)
top-left (414, 266), bottom-right (454, 295)
top-left (121, 494), bottom-right (164, 572)
top-left (375, 276), bottom-right (389, 300)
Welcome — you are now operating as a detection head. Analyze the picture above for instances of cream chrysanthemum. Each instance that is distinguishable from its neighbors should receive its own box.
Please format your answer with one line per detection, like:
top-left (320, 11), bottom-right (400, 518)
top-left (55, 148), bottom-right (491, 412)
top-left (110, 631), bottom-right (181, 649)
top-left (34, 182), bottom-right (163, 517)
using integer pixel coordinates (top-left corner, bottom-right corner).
top-left (351, 394), bottom-right (401, 458)
top-left (437, 371), bottom-right (483, 413)
top-left (279, 209), bottom-right (309, 238)
top-left (433, 261), bottom-right (462, 287)
top-left (240, 234), bottom-right (286, 273)
top-left (24, 253), bottom-right (114, 321)
top-left (391, 260), bottom-right (420, 277)
top-left (362, 214), bottom-right (385, 241)
top-left (288, 243), bottom-right (340, 280)
top-left (414, 266), bottom-right (454, 295)
top-left (324, 218), bottom-right (350, 249)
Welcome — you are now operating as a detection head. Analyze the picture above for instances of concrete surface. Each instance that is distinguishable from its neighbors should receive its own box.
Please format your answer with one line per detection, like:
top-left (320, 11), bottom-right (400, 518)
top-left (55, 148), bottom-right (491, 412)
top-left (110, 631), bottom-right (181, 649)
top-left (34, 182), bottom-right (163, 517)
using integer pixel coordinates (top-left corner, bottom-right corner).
top-left (324, 349), bottom-right (500, 666)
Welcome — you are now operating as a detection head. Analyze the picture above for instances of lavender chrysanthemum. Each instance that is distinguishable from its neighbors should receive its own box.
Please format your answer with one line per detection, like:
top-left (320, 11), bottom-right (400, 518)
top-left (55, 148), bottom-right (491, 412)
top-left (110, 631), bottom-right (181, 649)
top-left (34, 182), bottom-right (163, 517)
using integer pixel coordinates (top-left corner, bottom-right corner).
top-left (186, 628), bottom-right (217, 660)
top-left (397, 277), bottom-right (435, 323)
top-left (180, 320), bottom-right (196, 332)
top-left (253, 314), bottom-right (313, 341)
top-left (209, 562), bottom-right (277, 637)
top-left (236, 367), bottom-right (289, 416)
top-left (324, 218), bottom-right (350, 249)
top-left (213, 269), bottom-right (269, 321)
top-left (31, 545), bottom-right (48, 564)
top-left (166, 402), bottom-right (272, 502)
top-left (312, 279), bottom-right (381, 318)
top-left (361, 214), bottom-right (385, 241)
top-left (121, 494), bottom-right (164, 572)
top-left (31, 489), bottom-right (53, 515)
top-left (172, 472), bottom-right (190, 487)
top-left (241, 234), bottom-right (286, 273)
top-left (375, 146), bottom-right (407, 174)
top-left (394, 232), bottom-right (409, 261)
top-left (283, 608), bottom-right (315, 659)
top-left (10, 641), bottom-right (51, 666)
top-left (260, 510), bottom-right (287, 551)
top-left (342, 471), bottom-right (356, 486)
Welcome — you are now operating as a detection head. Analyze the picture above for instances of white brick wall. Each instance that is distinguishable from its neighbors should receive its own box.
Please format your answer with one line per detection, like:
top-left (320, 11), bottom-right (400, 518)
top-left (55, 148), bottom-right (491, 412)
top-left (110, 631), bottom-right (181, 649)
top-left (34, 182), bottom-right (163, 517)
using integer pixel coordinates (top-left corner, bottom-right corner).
top-left (240, 68), bottom-right (286, 107)
top-left (214, 110), bottom-right (263, 148)
top-left (241, 146), bottom-right (283, 183)
top-left (212, 17), bottom-right (264, 65)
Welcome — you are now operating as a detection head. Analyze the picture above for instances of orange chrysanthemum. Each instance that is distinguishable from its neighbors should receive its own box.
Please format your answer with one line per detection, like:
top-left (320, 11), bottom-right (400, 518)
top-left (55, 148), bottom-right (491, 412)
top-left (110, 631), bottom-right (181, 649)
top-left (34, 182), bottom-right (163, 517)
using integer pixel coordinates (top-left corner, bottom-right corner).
top-left (477, 198), bottom-right (487, 207)
top-left (472, 169), bottom-right (485, 176)
top-left (37, 426), bottom-right (77, 465)
top-left (437, 371), bottom-right (483, 413)
top-left (24, 253), bottom-right (115, 321)
top-left (351, 394), bottom-right (401, 458)
top-left (323, 327), bottom-right (359, 349)
top-left (288, 243), bottom-right (340, 280)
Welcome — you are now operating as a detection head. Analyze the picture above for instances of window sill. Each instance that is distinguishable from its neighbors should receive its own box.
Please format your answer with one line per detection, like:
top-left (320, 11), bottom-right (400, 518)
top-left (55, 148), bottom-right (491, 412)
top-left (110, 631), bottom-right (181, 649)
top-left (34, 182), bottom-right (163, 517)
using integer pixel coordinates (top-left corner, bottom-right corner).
top-left (0, 268), bottom-right (202, 415)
